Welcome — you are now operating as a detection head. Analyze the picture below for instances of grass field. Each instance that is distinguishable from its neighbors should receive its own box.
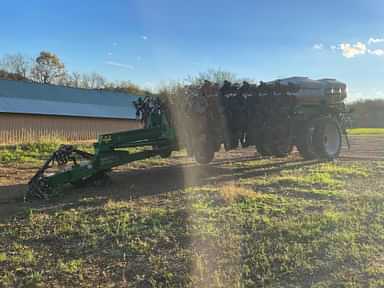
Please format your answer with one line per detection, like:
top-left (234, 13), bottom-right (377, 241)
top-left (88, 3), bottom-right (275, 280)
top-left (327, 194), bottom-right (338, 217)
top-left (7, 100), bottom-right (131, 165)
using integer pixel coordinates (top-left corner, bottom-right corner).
top-left (0, 141), bottom-right (93, 165)
top-left (0, 142), bottom-right (146, 165)
top-left (1, 150), bottom-right (384, 287)
top-left (348, 128), bottom-right (384, 135)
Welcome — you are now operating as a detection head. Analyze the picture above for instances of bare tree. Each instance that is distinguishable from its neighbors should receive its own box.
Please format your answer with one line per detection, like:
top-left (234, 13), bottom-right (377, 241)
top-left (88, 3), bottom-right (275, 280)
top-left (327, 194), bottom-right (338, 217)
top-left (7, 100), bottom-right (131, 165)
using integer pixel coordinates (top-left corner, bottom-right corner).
top-left (79, 73), bottom-right (92, 89)
top-left (186, 69), bottom-right (237, 85)
top-left (112, 81), bottom-right (143, 94)
top-left (0, 53), bottom-right (31, 78)
top-left (70, 72), bottom-right (82, 88)
top-left (0, 69), bottom-right (28, 81)
top-left (54, 72), bottom-right (73, 86)
top-left (30, 51), bottom-right (65, 84)
top-left (87, 72), bottom-right (106, 89)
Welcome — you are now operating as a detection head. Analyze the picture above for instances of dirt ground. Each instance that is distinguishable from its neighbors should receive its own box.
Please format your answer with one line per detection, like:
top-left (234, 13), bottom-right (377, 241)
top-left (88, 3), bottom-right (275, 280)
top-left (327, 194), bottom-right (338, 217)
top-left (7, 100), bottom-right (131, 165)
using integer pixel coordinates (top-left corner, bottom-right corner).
top-left (341, 135), bottom-right (384, 160)
top-left (0, 135), bottom-right (383, 219)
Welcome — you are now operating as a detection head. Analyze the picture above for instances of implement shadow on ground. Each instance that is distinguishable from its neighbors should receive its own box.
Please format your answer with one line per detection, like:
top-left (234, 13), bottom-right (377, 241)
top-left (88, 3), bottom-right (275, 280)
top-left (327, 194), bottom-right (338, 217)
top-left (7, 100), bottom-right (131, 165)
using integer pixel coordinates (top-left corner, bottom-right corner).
top-left (0, 156), bottom-right (322, 219)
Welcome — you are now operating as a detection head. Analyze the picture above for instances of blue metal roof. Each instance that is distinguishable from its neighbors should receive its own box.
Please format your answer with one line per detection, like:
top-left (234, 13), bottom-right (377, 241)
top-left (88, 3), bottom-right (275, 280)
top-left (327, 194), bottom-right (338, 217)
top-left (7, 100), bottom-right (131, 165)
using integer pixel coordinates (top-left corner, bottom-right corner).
top-left (0, 79), bottom-right (139, 119)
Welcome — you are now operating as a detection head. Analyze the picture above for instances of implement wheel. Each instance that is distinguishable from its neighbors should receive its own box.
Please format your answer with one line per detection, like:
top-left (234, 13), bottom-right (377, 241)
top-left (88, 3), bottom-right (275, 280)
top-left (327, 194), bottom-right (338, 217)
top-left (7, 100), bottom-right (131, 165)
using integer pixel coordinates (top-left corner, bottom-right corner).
top-left (256, 142), bottom-right (272, 157)
top-left (313, 118), bottom-right (342, 160)
top-left (297, 117), bottom-right (342, 160)
top-left (159, 149), bottom-right (172, 158)
top-left (153, 144), bottom-right (173, 158)
top-left (195, 148), bottom-right (215, 164)
top-left (271, 144), bottom-right (293, 158)
top-left (297, 121), bottom-right (317, 160)
top-left (269, 122), bottom-right (292, 157)
top-left (194, 134), bottom-right (215, 164)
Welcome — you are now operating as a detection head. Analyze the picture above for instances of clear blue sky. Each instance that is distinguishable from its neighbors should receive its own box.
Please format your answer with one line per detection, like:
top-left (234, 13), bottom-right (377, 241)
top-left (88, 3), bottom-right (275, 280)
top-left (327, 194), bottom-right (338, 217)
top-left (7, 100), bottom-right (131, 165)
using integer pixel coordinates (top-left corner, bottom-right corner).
top-left (1, 0), bottom-right (383, 101)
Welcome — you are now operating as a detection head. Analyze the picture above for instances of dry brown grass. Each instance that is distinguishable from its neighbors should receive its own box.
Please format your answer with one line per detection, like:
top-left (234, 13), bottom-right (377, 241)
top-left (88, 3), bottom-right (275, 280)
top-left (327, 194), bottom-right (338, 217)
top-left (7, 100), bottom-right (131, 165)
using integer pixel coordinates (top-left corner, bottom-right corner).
top-left (218, 183), bottom-right (261, 203)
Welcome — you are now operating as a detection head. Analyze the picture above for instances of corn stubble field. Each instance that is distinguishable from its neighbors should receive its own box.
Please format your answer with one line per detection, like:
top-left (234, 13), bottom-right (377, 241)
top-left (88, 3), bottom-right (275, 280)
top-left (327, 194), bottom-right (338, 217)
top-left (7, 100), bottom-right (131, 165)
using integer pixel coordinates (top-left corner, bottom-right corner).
top-left (0, 133), bottom-right (384, 287)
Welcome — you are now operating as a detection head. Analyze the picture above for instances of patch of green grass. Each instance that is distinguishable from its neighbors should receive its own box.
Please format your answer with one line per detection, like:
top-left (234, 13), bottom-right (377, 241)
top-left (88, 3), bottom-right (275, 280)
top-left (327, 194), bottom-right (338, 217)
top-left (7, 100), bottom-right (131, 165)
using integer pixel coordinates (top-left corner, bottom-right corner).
top-left (184, 168), bottom-right (384, 287)
top-left (279, 169), bottom-right (343, 188)
top-left (239, 162), bottom-right (369, 200)
top-left (0, 140), bottom-right (93, 164)
top-left (348, 128), bottom-right (384, 135)
top-left (0, 253), bottom-right (7, 263)
top-left (58, 259), bottom-right (83, 274)
top-left (313, 162), bottom-right (369, 177)
top-left (240, 167), bottom-right (343, 193)
top-left (222, 158), bottom-right (278, 169)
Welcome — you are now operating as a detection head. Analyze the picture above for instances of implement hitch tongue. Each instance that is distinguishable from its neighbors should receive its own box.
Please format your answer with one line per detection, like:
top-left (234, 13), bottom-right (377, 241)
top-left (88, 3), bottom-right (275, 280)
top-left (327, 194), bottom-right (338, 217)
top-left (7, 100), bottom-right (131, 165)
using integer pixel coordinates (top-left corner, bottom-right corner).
top-left (26, 145), bottom-right (93, 201)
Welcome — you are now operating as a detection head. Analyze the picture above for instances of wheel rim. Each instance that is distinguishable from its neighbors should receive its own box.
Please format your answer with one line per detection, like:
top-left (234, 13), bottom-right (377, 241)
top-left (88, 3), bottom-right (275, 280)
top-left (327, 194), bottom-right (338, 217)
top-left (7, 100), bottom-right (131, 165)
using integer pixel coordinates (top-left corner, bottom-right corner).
top-left (322, 122), bottom-right (340, 156)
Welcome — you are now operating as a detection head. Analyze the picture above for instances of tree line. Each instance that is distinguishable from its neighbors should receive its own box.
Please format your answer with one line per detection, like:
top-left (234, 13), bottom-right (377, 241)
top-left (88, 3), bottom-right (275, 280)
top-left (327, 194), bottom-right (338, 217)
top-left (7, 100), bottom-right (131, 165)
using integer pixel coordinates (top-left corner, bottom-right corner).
top-left (348, 99), bottom-right (384, 128)
top-left (0, 51), bottom-right (152, 96)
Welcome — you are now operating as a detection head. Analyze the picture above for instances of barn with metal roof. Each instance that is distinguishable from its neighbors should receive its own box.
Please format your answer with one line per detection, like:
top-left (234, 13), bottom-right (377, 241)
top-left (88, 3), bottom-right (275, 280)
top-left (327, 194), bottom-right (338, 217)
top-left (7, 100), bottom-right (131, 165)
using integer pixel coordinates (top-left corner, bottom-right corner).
top-left (0, 79), bottom-right (141, 144)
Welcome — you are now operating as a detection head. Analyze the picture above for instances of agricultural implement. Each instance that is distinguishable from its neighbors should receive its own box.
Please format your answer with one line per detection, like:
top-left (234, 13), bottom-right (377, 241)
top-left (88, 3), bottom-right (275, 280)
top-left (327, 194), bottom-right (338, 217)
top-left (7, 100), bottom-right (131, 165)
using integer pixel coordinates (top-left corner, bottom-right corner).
top-left (26, 77), bottom-right (350, 200)
top-left (26, 106), bottom-right (178, 200)
top-left (181, 77), bottom-right (350, 161)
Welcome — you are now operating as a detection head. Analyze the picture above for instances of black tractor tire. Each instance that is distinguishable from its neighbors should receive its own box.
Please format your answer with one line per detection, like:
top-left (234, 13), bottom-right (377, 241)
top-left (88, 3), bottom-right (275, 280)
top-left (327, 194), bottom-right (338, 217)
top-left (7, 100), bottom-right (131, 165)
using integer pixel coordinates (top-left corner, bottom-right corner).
top-left (296, 121), bottom-right (318, 160)
top-left (270, 147), bottom-right (290, 158)
top-left (270, 141), bottom-right (293, 158)
top-left (195, 148), bottom-right (215, 165)
top-left (312, 117), bottom-right (342, 160)
top-left (159, 149), bottom-right (172, 158)
top-left (269, 123), bottom-right (293, 157)
top-left (193, 133), bottom-right (216, 164)
top-left (256, 142), bottom-right (273, 157)
top-left (223, 131), bottom-right (232, 151)
top-left (224, 135), bottom-right (238, 151)
top-left (153, 145), bottom-right (173, 158)
top-left (231, 137), bottom-right (239, 149)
